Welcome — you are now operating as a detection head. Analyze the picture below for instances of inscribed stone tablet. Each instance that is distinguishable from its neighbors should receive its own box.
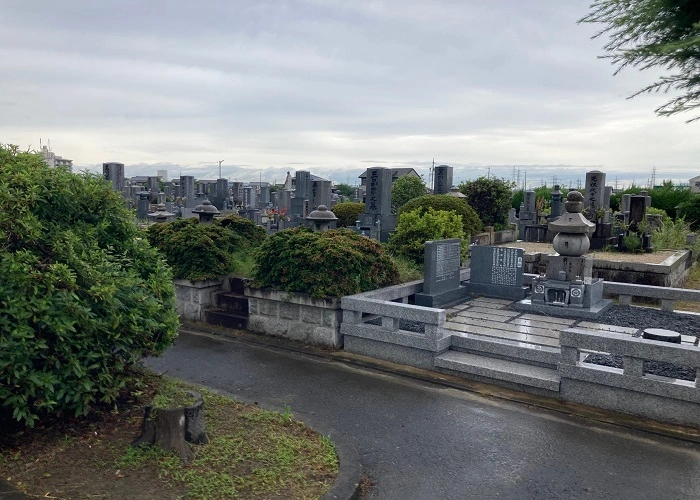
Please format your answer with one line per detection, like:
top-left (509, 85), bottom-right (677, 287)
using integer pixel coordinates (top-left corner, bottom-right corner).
top-left (470, 246), bottom-right (524, 287)
top-left (423, 239), bottom-right (462, 295)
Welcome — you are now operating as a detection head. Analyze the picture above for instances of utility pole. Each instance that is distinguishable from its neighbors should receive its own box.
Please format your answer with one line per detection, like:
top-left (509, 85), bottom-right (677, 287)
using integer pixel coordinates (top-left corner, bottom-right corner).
top-left (218, 160), bottom-right (224, 179)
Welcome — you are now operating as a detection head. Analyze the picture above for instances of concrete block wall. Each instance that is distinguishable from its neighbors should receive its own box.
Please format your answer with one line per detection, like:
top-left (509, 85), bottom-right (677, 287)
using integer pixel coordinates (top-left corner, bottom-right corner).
top-left (245, 287), bottom-right (343, 348)
top-left (174, 279), bottom-right (223, 321)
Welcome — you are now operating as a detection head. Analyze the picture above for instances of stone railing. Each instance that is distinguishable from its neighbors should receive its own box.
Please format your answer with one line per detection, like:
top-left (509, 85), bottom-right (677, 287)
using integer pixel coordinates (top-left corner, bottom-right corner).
top-left (559, 328), bottom-right (700, 427)
top-left (341, 276), bottom-right (462, 369)
top-left (602, 282), bottom-right (700, 312)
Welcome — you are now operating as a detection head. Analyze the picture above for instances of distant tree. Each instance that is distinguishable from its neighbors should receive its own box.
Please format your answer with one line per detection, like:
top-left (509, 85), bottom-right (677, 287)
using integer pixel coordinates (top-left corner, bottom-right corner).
top-left (332, 202), bottom-right (365, 228)
top-left (335, 183), bottom-right (355, 197)
top-left (677, 195), bottom-right (700, 230)
top-left (399, 195), bottom-right (483, 237)
top-left (579, 0), bottom-right (700, 122)
top-left (391, 175), bottom-right (427, 213)
top-left (459, 177), bottom-right (514, 228)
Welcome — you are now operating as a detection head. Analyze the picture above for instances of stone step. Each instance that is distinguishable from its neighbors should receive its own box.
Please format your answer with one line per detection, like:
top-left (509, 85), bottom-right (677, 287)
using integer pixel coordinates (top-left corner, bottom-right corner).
top-left (204, 308), bottom-right (248, 330)
top-left (435, 350), bottom-right (560, 392)
top-left (450, 333), bottom-right (561, 368)
top-left (215, 292), bottom-right (249, 315)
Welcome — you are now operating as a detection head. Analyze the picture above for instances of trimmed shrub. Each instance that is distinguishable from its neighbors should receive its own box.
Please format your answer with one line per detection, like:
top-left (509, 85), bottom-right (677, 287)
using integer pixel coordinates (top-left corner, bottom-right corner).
top-left (399, 195), bottom-right (482, 237)
top-left (252, 227), bottom-right (399, 298)
top-left (0, 144), bottom-right (179, 427)
top-left (147, 218), bottom-right (245, 281)
top-left (218, 214), bottom-right (266, 247)
top-left (333, 202), bottom-right (365, 228)
top-left (386, 208), bottom-right (467, 265)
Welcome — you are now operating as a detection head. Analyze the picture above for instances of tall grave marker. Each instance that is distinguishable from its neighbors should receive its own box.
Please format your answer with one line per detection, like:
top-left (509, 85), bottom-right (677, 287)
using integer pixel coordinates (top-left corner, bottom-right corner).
top-left (433, 165), bottom-right (453, 195)
top-left (464, 246), bottom-right (527, 299)
top-left (415, 239), bottom-right (467, 307)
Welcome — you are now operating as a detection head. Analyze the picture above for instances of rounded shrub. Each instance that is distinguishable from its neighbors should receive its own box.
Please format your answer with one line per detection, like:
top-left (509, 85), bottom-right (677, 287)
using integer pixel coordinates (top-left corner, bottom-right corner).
top-left (218, 214), bottom-right (266, 247)
top-left (386, 208), bottom-right (467, 265)
top-left (252, 227), bottom-right (399, 298)
top-left (332, 202), bottom-right (365, 228)
top-left (147, 218), bottom-right (245, 281)
top-left (0, 144), bottom-right (179, 427)
top-left (399, 195), bottom-right (482, 237)
top-left (459, 176), bottom-right (513, 227)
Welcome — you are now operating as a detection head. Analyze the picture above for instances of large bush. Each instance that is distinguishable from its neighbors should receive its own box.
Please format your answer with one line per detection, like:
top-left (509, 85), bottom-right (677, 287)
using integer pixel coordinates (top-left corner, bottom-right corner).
top-left (391, 175), bottom-right (427, 213)
top-left (332, 202), bottom-right (365, 228)
top-left (459, 177), bottom-right (514, 228)
top-left (677, 196), bottom-right (700, 231)
top-left (147, 218), bottom-right (244, 281)
top-left (252, 227), bottom-right (399, 298)
top-left (386, 208), bottom-right (467, 265)
top-left (399, 195), bottom-right (483, 237)
top-left (0, 145), bottom-right (179, 427)
top-left (218, 214), bottom-right (266, 247)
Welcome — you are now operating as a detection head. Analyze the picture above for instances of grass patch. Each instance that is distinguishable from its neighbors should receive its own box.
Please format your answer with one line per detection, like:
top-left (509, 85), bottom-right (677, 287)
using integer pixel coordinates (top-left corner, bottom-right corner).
top-left (677, 261), bottom-right (700, 313)
top-left (391, 254), bottom-right (423, 283)
top-left (1, 371), bottom-right (338, 499)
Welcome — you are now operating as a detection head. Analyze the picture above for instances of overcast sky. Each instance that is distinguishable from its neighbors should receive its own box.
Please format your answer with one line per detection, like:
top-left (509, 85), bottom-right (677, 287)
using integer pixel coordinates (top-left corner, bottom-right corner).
top-left (2, 0), bottom-right (698, 188)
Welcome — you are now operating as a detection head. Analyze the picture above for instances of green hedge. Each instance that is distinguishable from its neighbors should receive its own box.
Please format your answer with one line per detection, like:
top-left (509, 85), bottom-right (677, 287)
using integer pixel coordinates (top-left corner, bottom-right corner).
top-left (332, 202), bottom-right (365, 228)
top-left (252, 227), bottom-right (399, 298)
top-left (399, 195), bottom-right (483, 237)
top-left (0, 144), bottom-right (178, 427)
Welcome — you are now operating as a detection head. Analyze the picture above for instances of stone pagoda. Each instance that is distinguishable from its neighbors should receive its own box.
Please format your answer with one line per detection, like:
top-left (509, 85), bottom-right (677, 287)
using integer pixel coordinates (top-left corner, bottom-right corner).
top-left (515, 190), bottom-right (612, 319)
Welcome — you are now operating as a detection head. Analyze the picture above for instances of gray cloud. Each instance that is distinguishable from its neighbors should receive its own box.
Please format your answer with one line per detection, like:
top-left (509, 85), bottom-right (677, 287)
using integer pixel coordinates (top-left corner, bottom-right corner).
top-left (2, 0), bottom-right (698, 186)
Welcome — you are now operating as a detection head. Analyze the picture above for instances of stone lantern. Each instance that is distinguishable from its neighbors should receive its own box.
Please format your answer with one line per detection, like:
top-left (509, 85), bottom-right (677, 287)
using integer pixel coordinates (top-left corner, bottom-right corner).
top-left (147, 203), bottom-right (175, 224)
top-left (192, 199), bottom-right (220, 224)
top-left (306, 205), bottom-right (338, 232)
top-left (516, 190), bottom-right (612, 318)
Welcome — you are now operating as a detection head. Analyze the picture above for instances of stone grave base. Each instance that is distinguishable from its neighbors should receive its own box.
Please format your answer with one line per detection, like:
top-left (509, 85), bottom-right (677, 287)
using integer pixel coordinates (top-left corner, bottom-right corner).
top-left (514, 298), bottom-right (613, 320)
top-left (462, 282), bottom-right (529, 300)
top-left (415, 286), bottom-right (469, 309)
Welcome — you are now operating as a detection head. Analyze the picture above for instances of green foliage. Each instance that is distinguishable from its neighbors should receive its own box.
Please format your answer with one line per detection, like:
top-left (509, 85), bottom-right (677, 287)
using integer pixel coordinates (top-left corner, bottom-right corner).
top-left (332, 202), bottom-right (365, 228)
top-left (459, 177), bottom-right (514, 227)
top-left (649, 183), bottom-right (693, 219)
top-left (334, 183), bottom-right (355, 197)
top-left (386, 208), bottom-right (467, 265)
top-left (645, 206), bottom-right (672, 223)
top-left (0, 144), bottom-right (179, 428)
top-left (218, 214), bottom-right (266, 247)
top-left (399, 195), bottom-right (483, 237)
top-left (652, 217), bottom-right (692, 249)
top-left (580, 0), bottom-right (700, 121)
top-left (390, 255), bottom-right (424, 283)
top-left (252, 227), bottom-right (399, 299)
top-left (147, 219), bottom-right (243, 281)
top-left (677, 196), bottom-right (700, 230)
top-left (391, 175), bottom-right (427, 213)
top-left (147, 215), bottom-right (265, 281)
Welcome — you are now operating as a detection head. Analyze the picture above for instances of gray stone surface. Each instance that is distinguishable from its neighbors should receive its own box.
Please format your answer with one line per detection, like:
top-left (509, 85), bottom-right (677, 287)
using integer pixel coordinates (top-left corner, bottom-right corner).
top-left (364, 167), bottom-right (392, 215)
top-left (435, 351), bottom-right (561, 391)
top-left (433, 164), bottom-right (453, 195)
top-left (643, 328), bottom-right (682, 344)
top-left (514, 298), bottom-right (613, 319)
top-left (450, 334), bottom-right (561, 368)
top-left (584, 170), bottom-right (605, 211)
top-left (422, 239), bottom-right (462, 294)
top-left (462, 282), bottom-right (528, 299)
top-left (469, 245), bottom-right (524, 287)
top-left (343, 335), bottom-right (439, 370)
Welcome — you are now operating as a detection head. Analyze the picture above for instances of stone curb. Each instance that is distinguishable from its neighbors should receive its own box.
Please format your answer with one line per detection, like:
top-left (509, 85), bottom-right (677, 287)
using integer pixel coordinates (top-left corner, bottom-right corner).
top-left (181, 322), bottom-right (700, 445)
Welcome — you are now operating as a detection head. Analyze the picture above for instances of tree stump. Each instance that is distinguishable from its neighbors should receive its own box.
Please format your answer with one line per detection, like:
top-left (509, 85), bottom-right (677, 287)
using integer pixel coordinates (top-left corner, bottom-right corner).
top-left (133, 390), bottom-right (208, 463)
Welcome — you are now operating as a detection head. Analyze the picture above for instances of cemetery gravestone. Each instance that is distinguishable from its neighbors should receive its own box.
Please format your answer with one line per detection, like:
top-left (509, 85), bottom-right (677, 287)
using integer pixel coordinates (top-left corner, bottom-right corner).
top-left (464, 246), bottom-right (527, 299)
top-left (433, 165), bottom-right (453, 195)
top-left (415, 239), bottom-right (468, 308)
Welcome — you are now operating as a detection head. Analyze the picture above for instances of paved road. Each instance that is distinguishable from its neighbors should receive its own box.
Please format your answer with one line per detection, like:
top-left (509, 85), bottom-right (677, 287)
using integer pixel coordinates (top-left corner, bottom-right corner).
top-left (146, 330), bottom-right (700, 500)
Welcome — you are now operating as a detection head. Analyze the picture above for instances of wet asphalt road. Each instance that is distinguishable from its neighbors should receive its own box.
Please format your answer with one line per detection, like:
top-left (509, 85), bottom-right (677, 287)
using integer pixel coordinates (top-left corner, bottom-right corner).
top-left (146, 330), bottom-right (700, 500)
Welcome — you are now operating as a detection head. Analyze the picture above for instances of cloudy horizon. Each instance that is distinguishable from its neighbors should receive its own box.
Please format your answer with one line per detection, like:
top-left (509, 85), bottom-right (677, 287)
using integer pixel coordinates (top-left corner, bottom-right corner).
top-left (2, 0), bottom-right (698, 189)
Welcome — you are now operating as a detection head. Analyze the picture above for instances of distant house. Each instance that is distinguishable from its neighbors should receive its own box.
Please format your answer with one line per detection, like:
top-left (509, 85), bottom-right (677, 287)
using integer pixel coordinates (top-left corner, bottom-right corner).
top-left (690, 175), bottom-right (700, 194)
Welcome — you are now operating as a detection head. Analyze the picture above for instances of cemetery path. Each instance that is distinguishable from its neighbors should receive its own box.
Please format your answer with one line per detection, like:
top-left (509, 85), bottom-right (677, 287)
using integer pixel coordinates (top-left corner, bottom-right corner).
top-left (147, 329), bottom-right (700, 500)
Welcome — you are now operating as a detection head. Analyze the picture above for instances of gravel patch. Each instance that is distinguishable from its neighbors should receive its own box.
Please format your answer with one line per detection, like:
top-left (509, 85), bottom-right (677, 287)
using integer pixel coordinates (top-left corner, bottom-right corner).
top-left (595, 305), bottom-right (700, 339)
top-left (582, 353), bottom-right (696, 381)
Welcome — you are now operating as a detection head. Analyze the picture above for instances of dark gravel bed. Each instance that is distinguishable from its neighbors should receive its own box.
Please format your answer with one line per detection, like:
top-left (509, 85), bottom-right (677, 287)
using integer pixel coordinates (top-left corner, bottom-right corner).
top-left (582, 353), bottom-right (696, 381)
top-left (594, 305), bottom-right (700, 339)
